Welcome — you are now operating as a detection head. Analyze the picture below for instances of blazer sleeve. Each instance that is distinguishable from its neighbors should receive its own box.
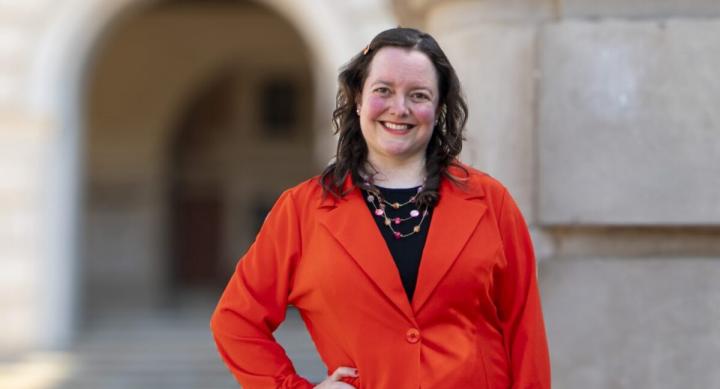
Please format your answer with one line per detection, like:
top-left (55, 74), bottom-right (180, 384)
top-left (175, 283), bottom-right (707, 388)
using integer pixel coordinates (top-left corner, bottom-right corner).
top-left (210, 190), bottom-right (313, 389)
top-left (494, 188), bottom-right (551, 389)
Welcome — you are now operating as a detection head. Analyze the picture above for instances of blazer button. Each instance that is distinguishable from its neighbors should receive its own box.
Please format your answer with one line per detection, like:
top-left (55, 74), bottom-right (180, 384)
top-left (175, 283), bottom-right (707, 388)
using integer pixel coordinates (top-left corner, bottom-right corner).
top-left (405, 328), bottom-right (420, 343)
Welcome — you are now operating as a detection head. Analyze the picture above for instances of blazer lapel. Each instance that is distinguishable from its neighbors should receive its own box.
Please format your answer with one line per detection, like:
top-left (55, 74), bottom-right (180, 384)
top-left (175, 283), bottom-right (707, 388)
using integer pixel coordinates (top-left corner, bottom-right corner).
top-left (412, 179), bottom-right (487, 313)
top-left (318, 186), bottom-right (416, 324)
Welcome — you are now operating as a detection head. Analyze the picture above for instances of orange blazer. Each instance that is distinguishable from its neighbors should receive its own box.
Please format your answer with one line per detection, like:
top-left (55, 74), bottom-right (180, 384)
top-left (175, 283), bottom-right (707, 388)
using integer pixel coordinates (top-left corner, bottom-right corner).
top-left (211, 166), bottom-right (550, 388)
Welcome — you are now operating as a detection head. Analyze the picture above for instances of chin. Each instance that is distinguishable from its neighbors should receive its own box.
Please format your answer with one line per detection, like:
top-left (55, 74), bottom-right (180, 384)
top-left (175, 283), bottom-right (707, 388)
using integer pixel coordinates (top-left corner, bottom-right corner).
top-left (379, 143), bottom-right (410, 156)
top-left (382, 147), bottom-right (423, 160)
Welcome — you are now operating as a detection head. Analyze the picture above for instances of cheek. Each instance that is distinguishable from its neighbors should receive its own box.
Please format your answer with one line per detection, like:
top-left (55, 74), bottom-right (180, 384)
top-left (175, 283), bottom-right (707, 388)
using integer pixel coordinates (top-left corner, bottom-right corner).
top-left (413, 105), bottom-right (437, 124)
top-left (365, 96), bottom-right (386, 118)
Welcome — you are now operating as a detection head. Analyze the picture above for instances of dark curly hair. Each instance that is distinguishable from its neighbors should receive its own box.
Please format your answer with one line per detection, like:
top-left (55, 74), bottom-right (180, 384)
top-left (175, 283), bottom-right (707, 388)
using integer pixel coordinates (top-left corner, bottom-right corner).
top-left (320, 27), bottom-right (469, 209)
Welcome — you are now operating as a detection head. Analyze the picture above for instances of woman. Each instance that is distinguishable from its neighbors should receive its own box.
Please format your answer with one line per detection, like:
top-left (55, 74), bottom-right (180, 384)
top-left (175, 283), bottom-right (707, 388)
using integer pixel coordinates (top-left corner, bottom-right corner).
top-left (211, 27), bottom-right (550, 388)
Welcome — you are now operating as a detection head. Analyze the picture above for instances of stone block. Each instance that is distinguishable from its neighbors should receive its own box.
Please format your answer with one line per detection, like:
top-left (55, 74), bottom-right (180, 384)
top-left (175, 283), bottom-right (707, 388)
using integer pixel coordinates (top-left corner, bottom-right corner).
top-left (432, 24), bottom-right (538, 220)
top-left (561, 0), bottom-right (720, 18)
top-left (538, 20), bottom-right (720, 224)
top-left (540, 257), bottom-right (720, 389)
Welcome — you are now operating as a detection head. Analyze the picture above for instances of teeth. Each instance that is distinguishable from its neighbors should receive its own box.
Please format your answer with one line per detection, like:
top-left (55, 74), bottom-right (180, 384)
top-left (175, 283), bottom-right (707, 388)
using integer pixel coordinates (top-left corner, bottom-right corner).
top-left (384, 122), bottom-right (411, 130)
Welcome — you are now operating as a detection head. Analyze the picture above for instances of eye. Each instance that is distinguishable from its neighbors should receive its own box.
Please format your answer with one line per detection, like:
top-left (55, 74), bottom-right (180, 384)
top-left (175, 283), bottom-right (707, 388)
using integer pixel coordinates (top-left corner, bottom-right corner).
top-left (373, 86), bottom-right (391, 95)
top-left (411, 92), bottom-right (431, 101)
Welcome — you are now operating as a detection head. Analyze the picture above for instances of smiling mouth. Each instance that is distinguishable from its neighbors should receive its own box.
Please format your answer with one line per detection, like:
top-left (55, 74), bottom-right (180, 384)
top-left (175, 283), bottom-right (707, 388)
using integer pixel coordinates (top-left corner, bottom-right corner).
top-left (380, 121), bottom-right (415, 132)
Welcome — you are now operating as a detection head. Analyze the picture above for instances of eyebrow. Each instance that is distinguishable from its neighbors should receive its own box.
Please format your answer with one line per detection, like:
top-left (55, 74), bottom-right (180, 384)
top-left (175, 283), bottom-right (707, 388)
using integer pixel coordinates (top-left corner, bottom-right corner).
top-left (370, 80), bottom-right (435, 94)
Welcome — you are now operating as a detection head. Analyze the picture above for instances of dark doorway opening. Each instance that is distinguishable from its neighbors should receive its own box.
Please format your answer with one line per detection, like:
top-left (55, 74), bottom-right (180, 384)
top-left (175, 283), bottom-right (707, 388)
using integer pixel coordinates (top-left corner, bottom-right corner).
top-left (168, 71), bottom-right (236, 295)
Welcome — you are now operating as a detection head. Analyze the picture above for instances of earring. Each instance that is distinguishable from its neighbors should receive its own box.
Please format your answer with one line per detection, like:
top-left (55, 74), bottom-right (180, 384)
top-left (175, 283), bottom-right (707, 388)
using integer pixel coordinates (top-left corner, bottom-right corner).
top-left (356, 108), bottom-right (360, 115)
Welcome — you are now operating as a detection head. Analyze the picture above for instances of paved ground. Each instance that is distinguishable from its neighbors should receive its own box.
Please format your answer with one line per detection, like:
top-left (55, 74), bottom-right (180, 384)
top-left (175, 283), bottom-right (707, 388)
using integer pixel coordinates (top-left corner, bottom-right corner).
top-left (1, 305), bottom-right (326, 389)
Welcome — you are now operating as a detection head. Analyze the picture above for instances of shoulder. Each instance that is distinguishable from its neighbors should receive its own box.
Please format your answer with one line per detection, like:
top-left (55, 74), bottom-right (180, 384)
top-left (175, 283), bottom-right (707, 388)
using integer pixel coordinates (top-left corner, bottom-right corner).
top-left (284, 175), bottom-right (325, 200)
top-left (273, 175), bottom-right (326, 213)
top-left (259, 176), bottom-right (326, 229)
top-left (448, 164), bottom-right (530, 234)
top-left (447, 163), bottom-right (509, 201)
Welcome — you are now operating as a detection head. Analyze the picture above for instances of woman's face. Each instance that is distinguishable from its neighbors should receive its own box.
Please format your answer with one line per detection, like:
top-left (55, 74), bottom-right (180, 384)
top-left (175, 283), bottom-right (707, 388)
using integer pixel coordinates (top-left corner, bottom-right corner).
top-left (357, 46), bottom-right (440, 166)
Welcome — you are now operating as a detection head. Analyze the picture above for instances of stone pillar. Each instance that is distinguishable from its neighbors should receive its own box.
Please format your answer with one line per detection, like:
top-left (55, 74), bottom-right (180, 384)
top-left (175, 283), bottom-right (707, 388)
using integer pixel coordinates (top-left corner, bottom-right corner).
top-left (0, 0), bottom-right (79, 350)
top-left (0, 113), bottom-right (66, 350)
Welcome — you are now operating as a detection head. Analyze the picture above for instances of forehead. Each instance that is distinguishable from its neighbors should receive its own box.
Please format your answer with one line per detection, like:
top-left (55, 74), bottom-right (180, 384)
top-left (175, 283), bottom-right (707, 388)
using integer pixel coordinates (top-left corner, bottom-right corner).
top-left (365, 47), bottom-right (438, 89)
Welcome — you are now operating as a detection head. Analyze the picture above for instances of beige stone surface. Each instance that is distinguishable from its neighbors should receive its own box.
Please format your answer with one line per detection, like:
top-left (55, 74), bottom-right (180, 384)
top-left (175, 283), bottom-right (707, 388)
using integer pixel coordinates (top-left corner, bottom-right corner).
top-left (396, 0), bottom-right (556, 27)
top-left (538, 20), bottom-right (720, 225)
top-left (427, 0), bottom-right (556, 27)
top-left (548, 226), bottom-right (720, 259)
top-left (0, 114), bottom-right (49, 351)
top-left (561, 0), bottom-right (720, 18)
top-left (431, 23), bottom-right (538, 221)
top-left (540, 257), bottom-right (720, 389)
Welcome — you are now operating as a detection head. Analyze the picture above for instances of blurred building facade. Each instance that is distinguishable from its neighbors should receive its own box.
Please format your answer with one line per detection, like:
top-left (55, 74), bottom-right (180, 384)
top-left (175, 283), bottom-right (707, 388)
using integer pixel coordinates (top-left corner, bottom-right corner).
top-left (1, 0), bottom-right (719, 388)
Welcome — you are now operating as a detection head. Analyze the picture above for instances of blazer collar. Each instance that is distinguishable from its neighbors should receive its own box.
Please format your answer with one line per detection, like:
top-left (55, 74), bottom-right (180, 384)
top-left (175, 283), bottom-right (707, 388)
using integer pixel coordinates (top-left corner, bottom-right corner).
top-left (412, 178), bottom-right (487, 313)
top-left (317, 171), bottom-right (487, 321)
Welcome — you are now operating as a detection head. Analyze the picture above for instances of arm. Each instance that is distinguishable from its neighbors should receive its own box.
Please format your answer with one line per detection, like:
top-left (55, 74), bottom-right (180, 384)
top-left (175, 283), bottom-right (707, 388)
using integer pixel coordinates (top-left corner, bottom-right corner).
top-left (494, 188), bottom-right (551, 389)
top-left (210, 190), bottom-right (313, 389)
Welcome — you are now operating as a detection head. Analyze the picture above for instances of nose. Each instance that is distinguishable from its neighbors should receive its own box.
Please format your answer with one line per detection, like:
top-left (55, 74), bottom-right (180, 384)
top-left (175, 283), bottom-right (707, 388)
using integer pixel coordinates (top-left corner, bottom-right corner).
top-left (389, 95), bottom-right (410, 117)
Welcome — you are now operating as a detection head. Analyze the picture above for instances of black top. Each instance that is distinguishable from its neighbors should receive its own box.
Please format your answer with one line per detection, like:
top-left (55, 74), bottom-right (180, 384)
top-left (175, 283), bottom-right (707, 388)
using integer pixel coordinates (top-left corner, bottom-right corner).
top-left (362, 186), bottom-right (434, 302)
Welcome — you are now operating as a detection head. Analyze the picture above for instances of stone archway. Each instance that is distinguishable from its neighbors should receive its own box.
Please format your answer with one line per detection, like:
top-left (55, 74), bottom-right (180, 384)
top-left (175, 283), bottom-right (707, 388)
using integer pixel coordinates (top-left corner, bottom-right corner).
top-left (82, 0), bottom-right (322, 317)
top-left (25, 0), bottom-right (395, 349)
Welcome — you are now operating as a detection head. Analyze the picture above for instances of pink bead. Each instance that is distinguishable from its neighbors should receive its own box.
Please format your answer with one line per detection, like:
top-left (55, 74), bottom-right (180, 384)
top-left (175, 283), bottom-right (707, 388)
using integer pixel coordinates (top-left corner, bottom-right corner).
top-left (375, 209), bottom-right (384, 216)
top-left (410, 209), bottom-right (420, 217)
top-left (394, 217), bottom-right (401, 224)
top-left (393, 232), bottom-right (401, 239)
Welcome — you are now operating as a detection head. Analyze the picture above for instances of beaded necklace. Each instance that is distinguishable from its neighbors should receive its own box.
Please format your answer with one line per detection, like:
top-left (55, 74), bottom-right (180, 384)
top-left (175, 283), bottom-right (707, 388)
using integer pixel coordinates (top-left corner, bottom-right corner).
top-left (364, 185), bottom-right (430, 239)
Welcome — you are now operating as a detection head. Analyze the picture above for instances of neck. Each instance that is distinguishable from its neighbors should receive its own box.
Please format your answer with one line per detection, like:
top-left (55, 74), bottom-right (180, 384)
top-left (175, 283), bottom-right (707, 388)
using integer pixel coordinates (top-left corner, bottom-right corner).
top-left (366, 154), bottom-right (426, 188)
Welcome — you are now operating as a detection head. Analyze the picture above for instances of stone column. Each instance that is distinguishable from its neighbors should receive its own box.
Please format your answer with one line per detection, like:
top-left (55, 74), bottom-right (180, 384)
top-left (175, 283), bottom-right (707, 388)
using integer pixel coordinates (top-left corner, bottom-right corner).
top-left (0, 0), bottom-right (80, 351)
top-left (0, 114), bottom-right (46, 350)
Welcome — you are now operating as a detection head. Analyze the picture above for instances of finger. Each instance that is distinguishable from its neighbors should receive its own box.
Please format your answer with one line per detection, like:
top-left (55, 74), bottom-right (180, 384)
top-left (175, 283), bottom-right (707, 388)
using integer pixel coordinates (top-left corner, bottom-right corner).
top-left (329, 366), bottom-right (358, 381)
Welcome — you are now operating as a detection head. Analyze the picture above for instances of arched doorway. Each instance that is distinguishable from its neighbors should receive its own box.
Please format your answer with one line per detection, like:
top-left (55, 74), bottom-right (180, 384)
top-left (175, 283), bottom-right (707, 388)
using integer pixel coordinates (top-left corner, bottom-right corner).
top-left (83, 0), bottom-right (318, 315)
